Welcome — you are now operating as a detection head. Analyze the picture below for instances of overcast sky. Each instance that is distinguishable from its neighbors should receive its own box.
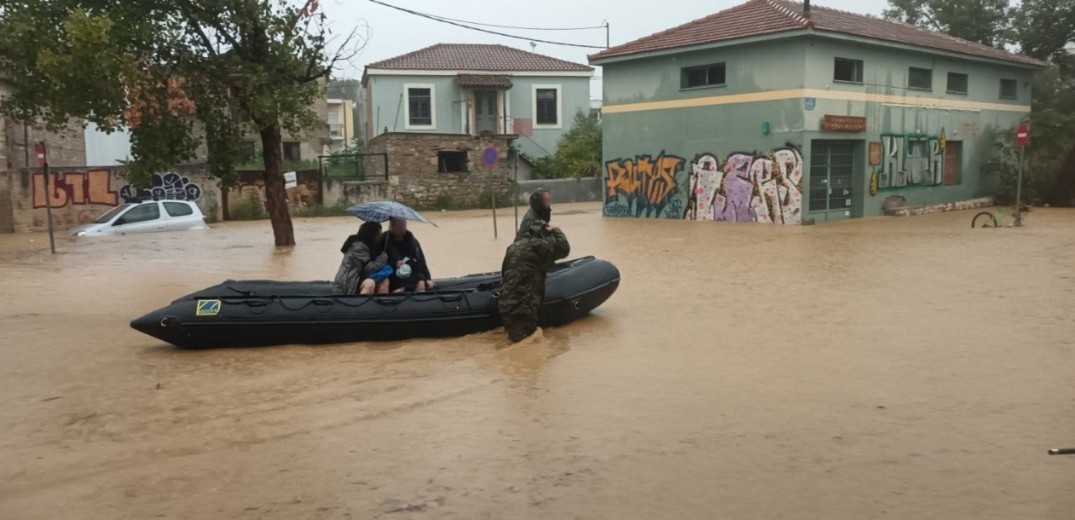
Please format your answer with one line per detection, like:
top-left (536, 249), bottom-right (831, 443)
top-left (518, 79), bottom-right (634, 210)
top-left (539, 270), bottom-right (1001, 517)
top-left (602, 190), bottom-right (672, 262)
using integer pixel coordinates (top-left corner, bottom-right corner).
top-left (320, 0), bottom-right (892, 97)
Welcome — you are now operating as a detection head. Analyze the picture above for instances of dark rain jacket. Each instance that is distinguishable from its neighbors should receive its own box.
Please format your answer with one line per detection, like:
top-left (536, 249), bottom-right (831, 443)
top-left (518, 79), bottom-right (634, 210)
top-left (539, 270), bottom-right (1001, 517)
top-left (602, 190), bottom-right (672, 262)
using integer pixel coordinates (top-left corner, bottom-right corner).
top-left (515, 190), bottom-right (551, 242)
top-left (498, 222), bottom-right (570, 342)
top-left (384, 231), bottom-right (432, 290)
top-left (333, 235), bottom-right (387, 294)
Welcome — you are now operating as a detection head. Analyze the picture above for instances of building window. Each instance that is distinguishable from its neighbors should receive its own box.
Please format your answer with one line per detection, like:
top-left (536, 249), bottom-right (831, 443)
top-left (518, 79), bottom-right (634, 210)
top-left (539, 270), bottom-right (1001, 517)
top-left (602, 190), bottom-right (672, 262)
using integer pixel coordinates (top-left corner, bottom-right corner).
top-left (908, 67), bottom-right (932, 91)
top-left (437, 151), bottom-right (468, 173)
top-left (681, 63), bottom-right (726, 89)
top-left (532, 85), bottom-right (562, 128)
top-left (404, 84), bottom-right (435, 129)
top-left (833, 58), bottom-right (863, 83)
top-left (947, 72), bottom-right (968, 94)
top-left (1000, 78), bottom-right (1018, 99)
top-left (283, 142), bottom-right (301, 162)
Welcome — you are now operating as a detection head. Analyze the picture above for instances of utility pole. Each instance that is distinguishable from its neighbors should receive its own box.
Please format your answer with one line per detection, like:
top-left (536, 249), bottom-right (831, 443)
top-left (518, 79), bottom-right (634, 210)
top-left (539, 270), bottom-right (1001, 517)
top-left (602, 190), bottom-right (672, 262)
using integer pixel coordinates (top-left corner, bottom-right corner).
top-left (604, 21), bottom-right (610, 48)
top-left (36, 142), bottom-right (56, 254)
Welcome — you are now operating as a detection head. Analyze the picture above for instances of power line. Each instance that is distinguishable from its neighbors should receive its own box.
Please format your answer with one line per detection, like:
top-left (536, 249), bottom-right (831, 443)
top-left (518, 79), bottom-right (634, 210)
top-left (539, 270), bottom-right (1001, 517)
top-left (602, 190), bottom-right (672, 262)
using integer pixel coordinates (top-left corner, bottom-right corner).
top-left (368, 0), bottom-right (607, 50)
top-left (419, 13), bottom-right (606, 32)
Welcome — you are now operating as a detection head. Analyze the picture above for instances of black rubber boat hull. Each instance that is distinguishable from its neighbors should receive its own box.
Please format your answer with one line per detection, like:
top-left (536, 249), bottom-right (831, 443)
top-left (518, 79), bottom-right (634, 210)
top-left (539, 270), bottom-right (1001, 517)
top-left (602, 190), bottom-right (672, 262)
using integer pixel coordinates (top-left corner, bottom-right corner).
top-left (131, 257), bottom-right (619, 348)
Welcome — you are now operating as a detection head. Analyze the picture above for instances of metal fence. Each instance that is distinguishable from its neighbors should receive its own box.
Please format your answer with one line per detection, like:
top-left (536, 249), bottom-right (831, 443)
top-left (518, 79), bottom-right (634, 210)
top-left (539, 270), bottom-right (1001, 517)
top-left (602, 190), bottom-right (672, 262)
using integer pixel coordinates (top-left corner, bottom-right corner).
top-left (318, 152), bottom-right (388, 181)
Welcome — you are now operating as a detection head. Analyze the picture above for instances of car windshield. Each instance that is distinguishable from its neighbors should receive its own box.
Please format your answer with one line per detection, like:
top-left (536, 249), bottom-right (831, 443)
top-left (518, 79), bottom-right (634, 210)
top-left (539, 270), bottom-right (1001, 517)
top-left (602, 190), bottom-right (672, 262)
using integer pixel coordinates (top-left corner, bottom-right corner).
top-left (94, 204), bottom-right (133, 224)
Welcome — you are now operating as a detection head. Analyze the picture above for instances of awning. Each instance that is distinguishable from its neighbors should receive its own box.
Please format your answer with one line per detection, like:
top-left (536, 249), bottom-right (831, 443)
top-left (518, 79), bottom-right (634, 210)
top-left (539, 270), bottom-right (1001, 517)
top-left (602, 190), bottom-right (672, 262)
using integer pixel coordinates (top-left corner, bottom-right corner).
top-left (454, 74), bottom-right (513, 89)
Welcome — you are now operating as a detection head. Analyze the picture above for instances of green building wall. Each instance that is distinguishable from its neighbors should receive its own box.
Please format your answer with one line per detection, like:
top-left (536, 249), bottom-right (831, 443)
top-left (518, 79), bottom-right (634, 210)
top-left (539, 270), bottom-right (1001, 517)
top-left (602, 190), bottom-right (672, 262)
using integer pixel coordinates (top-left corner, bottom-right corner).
top-left (597, 34), bottom-right (1035, 224)
top-left (364, 74), bottom-right (590, 161)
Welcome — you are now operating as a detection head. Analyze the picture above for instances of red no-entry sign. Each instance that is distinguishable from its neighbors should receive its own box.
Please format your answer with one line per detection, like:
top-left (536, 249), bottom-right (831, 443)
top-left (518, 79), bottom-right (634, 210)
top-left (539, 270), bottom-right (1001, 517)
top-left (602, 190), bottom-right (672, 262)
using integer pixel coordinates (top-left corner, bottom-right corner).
top-left (1015, 123), bottom-right (1029, 147)
top-left (35, 142), bottom-right (47, 167)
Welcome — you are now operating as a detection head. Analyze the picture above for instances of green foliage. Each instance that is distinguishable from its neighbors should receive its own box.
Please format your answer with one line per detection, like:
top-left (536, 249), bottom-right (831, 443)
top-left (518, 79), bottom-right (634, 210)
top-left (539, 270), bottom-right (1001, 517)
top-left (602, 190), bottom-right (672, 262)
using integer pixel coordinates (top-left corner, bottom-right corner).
top-left (887, 0), bottom-right (1075, 205)
top-left (0, 0), bottom-right (364, 243)
top-left (883, 0), bottom-right (1012, 47)
top-left (292, 203), bottom-right (350, 218)
top-left (322, 140), bottom-right (368, 178)
top-left (531, 110), bottom-right (602, 179)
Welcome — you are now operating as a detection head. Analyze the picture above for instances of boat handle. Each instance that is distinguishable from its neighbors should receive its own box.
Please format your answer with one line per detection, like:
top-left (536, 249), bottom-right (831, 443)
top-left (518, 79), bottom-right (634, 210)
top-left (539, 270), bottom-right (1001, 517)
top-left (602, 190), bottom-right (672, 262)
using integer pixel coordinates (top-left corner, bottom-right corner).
top-left (312, 298), bottom-right (334, 306)
top-left (374, 297), bottom-right (403, 306)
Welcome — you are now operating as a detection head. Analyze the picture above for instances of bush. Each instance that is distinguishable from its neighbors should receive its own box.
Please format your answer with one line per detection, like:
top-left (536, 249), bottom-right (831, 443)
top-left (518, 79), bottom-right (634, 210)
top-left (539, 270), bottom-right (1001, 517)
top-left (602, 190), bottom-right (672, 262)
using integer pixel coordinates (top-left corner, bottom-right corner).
top-left (293, 203), bottom-right (350, 217)
top-left (532, 110), bottom-right (602, 179)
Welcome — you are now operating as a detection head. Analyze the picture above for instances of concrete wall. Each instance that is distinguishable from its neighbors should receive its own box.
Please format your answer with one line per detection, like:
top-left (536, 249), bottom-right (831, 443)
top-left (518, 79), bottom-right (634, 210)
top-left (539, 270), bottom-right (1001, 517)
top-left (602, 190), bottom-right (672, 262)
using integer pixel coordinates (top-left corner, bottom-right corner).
top-left (365, 73), bottom-right (590, 160)
top-left (597, 35), bottom-right (1035, 224)
top-left (4, 164), bottom-right (221, 233)
top-left (516, 177), bottom-right (602, 203)
top-left (367, 132), bottom-right (512, 208)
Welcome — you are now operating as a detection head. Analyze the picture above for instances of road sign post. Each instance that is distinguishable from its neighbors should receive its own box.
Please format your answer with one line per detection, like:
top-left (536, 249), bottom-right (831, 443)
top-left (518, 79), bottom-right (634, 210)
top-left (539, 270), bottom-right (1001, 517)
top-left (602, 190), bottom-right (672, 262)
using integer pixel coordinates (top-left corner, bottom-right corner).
top-left (1014, 123), bottom-right (1029, 227)
top-left (481, 145), bottom-right (500, 238)
top-left (36, 142), bottom-right (56, 254)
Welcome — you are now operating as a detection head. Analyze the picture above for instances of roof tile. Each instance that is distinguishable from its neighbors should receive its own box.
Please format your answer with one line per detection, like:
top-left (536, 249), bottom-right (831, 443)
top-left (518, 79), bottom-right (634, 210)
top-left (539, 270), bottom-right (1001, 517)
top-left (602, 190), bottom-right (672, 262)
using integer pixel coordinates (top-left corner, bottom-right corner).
top-left (589, 0), bottom-right (1044, 67)
top-left (367, 43), bottom-right (593, 72)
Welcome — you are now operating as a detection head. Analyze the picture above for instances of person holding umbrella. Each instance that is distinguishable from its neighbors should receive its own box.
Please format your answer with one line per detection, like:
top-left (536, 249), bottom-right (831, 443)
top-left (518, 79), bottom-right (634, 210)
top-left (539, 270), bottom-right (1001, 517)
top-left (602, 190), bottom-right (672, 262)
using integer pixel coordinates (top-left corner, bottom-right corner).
top-left (345, 201), bottom-right (438, 293)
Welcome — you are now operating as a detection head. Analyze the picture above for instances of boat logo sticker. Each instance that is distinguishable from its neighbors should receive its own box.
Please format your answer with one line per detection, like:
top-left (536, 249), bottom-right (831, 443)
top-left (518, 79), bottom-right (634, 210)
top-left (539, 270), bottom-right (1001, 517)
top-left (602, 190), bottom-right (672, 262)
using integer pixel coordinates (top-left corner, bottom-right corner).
top-left (196, 299), bottom-right (221, 317)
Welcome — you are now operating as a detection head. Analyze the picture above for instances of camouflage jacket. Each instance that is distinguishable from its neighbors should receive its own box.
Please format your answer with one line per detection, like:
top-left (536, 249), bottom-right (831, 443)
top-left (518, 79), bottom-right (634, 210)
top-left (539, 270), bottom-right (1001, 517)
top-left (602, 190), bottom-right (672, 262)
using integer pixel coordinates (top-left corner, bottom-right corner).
top-left (498, 225), bottom-right (570, 317)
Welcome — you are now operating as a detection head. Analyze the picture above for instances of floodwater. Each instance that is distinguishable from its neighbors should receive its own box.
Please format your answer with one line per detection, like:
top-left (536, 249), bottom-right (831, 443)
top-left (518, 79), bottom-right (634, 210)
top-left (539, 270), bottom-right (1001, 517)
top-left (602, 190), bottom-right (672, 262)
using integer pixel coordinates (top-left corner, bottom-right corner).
top-left (1, 203), bottom-right (1074, 519)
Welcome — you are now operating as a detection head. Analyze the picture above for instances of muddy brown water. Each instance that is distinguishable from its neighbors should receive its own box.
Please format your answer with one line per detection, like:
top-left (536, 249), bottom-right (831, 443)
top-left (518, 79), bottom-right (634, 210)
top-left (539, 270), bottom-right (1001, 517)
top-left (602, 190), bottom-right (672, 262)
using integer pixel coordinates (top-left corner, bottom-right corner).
top-left (1, 203), bottom-right (1074, 519)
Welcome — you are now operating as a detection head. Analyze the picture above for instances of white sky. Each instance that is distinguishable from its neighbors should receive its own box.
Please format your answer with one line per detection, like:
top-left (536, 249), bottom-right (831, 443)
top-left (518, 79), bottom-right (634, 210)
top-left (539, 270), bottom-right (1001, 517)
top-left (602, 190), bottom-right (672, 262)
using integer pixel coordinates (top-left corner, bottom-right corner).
top-left (319, 0), bottom-right (892, 98)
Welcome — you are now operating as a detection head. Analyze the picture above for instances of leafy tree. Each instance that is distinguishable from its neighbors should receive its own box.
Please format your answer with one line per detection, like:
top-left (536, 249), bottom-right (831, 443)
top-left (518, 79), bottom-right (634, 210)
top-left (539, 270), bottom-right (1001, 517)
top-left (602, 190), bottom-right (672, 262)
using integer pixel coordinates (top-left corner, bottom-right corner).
top-left (886, 0), bottom-right (1075, 205)
top-left (532, 110), bottom-right (602, 179)
top-left (0, 0), bottom-right (362, 246)
top-left (883, 0), bottom-right (1012, 47)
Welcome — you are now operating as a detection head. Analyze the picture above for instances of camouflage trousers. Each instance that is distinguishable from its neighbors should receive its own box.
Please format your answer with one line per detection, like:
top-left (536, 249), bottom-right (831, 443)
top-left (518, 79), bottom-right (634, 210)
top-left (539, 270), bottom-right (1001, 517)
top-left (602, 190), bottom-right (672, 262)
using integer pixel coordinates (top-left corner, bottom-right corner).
top-left (502, 312), bottom-right (538, 343)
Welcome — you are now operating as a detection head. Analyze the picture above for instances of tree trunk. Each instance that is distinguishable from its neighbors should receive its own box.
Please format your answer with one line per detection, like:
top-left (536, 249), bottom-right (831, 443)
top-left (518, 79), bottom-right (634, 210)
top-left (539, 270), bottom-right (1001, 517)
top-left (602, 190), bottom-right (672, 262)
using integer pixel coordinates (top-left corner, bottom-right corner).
top-left (259, 121), bottom-right (296, 246)
top-left (1056, 137), bottom-right (1075, 207)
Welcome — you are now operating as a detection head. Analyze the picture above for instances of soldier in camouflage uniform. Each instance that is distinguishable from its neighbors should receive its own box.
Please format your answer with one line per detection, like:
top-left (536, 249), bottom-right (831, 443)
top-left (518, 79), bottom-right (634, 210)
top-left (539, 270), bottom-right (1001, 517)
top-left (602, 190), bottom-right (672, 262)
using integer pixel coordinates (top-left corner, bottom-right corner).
top-left (515, 189), bottom-right (552, 242)
top-left (498, 220), bottom-right (571, 342)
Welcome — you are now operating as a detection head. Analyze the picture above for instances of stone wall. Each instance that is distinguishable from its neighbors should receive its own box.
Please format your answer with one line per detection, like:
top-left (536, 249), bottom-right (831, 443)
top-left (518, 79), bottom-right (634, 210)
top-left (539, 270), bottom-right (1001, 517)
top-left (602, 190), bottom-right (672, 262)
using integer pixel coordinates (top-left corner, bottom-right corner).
top-left (367, 132), bottom-right (512, 208)
top-left (5, 164), bottom-right (221, 233)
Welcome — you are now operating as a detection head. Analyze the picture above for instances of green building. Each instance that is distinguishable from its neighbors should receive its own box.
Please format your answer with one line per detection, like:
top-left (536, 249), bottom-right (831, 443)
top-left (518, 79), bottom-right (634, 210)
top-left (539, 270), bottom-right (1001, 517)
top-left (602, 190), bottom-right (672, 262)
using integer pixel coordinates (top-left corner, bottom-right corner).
top-left (589, 0), bottom-right (1045, 223)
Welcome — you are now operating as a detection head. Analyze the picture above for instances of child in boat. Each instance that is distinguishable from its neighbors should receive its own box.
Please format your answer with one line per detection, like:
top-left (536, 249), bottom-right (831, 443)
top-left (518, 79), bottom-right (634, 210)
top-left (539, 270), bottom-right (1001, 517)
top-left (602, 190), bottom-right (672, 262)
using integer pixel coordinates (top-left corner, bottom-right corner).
top-left (333, 222), bottom-right (391, 295)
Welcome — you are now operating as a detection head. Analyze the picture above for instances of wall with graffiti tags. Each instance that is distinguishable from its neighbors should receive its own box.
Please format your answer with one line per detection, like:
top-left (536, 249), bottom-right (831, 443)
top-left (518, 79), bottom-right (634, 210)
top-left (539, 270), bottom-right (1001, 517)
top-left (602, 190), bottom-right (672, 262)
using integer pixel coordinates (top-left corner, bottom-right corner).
top-left (6, 166), bottom-right (220, 233)
top-left (604, 144), bottom-right (804, 225)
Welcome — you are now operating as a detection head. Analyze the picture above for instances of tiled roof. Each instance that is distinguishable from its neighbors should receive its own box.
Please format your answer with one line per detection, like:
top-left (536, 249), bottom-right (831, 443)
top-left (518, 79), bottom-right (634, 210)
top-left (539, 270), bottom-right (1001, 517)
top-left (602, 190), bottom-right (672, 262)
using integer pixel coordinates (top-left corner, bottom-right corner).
top-left (366, 43), bottom-right (593, 72)
top-left (589, 0), bottom-right (1045, 67)
top-left (455, 74), bottom-right (514, 88)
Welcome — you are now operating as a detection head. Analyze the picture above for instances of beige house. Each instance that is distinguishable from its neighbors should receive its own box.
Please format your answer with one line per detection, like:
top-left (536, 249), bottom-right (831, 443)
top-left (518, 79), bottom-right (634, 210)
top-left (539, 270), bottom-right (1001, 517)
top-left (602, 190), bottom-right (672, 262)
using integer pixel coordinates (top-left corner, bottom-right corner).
top-left (326, 98), bottom-right (355, 153)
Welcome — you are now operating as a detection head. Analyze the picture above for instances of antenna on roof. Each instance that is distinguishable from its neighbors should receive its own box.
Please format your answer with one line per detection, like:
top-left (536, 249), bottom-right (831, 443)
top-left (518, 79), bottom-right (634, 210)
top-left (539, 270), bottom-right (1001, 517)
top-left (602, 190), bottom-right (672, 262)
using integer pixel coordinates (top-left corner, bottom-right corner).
top-left (804, 0), bottom-right (811, 18)
top-left (529, 41), bottom-right (537, 52)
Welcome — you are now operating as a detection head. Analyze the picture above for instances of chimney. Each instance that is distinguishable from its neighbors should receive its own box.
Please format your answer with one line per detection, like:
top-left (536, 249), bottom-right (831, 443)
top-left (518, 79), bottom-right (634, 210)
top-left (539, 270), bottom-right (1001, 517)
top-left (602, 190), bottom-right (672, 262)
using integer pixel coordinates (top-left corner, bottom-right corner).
top-left (804, 0), bottom-right (811, 18)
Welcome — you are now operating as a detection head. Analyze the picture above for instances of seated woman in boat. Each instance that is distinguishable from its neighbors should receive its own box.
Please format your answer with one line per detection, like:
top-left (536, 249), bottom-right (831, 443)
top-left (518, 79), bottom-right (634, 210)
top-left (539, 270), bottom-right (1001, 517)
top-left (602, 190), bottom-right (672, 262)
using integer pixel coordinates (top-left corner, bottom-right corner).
top-left (333, 222), bottom-right (391, 295)
top-left (384, 218), bottom-right (435, 293)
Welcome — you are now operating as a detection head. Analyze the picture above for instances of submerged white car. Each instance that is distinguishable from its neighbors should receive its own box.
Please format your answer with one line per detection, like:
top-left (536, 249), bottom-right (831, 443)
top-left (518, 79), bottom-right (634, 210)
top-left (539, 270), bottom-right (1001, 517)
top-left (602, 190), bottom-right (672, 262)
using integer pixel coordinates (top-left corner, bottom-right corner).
top-left (71, 200), bottom-right (209, 237)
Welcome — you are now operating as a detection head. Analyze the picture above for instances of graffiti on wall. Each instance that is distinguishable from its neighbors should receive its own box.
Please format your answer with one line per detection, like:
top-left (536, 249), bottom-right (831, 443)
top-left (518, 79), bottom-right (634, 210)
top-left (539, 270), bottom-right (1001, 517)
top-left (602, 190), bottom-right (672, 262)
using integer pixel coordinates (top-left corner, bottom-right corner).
top-left (877, 134), bottom-right (943, 190)
top-left (118, 173), bottom-right (202, 203)
top-left (610, 142), bottom-right (804, 224)
top-left (604, 152), bottom-right (685, 218)
top-left (32, 170), bottom-right (119, 209)
top-left (683, 145), bottom-right (803, 225)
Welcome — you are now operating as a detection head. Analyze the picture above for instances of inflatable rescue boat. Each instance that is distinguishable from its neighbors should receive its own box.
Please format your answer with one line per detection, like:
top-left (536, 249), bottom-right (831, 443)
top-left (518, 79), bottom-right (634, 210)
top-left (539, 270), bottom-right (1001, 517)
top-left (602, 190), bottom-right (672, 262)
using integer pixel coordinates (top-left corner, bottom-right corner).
top-left (131, 257), bottom-right (619, 348)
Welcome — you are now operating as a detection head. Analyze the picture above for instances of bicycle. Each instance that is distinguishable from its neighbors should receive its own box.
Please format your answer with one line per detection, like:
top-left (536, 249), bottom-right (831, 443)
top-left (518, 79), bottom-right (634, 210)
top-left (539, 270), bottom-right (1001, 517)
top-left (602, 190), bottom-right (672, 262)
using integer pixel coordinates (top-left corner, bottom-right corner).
top-left (971, 205), bottom-right (1030, 228)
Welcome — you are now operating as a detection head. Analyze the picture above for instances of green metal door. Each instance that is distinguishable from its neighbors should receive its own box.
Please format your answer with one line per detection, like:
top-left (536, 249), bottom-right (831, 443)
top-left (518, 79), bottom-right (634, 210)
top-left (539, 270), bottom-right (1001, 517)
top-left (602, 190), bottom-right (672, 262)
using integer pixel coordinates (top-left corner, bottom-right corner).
top-left (809, 142), bottom-right (854, 219)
